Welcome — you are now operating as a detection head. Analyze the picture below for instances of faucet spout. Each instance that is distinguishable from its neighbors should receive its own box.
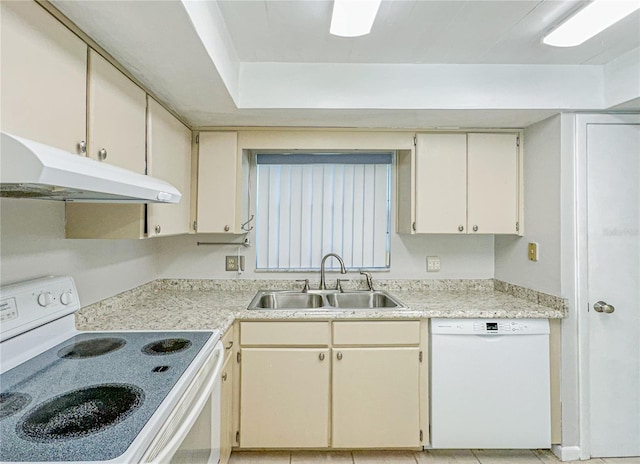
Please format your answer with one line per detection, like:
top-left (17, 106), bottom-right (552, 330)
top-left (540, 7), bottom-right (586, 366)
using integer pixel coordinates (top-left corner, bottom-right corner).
top-left (319, 253), bottom-right (347, 290)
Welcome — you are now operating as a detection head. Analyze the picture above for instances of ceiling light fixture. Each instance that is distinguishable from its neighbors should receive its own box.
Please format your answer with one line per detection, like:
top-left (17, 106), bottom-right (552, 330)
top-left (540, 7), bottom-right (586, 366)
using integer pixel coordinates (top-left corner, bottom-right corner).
top-left (543, 0), bottom-right (640, 47)
top-left (330, 0), bottom-right (382, 37)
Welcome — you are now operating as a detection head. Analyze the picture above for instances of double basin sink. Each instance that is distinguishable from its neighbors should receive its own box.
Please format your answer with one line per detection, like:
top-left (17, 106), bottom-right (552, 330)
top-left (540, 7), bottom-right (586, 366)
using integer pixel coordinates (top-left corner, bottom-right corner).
top-left (247, 290), bottom-right (408, 311)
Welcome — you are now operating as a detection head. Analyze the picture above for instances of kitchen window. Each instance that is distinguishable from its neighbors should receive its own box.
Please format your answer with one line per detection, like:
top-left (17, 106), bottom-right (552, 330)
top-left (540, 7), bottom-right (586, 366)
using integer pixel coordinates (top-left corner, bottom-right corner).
top-left (255, 153), bottom-right (391, 271)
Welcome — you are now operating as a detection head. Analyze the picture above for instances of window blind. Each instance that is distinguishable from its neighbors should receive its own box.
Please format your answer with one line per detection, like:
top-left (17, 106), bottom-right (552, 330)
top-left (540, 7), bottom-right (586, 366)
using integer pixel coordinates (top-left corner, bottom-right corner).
top-left (256, 153), bottom-right (391, 271)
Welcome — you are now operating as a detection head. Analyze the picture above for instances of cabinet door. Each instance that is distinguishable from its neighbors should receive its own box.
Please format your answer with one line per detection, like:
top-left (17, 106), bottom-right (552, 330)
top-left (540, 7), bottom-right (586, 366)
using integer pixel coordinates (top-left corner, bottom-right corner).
top-left (240, 348), bottom-right (330, 448)
top-left (219, 354), bottom-right (233, 464)
top-left (1, 1), bottom-right (86, 154)
top-left (147, 97), bottom-right (191, 237)
top-left (87, 49), bottom-right (146, 173)
top-left (415, 133), bottom-right (467, 233)
top-left (196, 132), bottom-right (240, 233)
top-left (332, 347), bottom-right (420, 448)
top-left (467, 133), bottom-right (519, 234)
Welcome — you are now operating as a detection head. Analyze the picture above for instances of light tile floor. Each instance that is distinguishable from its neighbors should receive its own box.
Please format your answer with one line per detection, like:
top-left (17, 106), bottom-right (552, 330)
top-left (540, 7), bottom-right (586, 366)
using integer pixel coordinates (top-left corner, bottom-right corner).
top-left (229, 450), bottom-right (640, 464)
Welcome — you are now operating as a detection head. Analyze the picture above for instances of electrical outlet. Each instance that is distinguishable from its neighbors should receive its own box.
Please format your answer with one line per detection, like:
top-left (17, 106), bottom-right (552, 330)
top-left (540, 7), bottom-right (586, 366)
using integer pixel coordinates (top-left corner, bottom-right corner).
top-left (226, 256), bottom-right (239, 271)
top-left (528, 243), bottom-right (539, 261)
top-left (427, 256), bottom-right (440, 272)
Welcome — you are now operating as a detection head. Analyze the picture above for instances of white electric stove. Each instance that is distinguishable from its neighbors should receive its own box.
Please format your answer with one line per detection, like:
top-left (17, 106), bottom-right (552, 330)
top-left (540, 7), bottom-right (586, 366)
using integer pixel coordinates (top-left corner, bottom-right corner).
top-left (0, 276), bottom-right (223, 463)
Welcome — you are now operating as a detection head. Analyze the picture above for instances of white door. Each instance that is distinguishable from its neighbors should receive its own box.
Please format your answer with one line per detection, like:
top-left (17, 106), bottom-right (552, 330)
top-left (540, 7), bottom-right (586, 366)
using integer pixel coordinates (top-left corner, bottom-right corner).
top-left (586, 119), bottom-right (640, 457)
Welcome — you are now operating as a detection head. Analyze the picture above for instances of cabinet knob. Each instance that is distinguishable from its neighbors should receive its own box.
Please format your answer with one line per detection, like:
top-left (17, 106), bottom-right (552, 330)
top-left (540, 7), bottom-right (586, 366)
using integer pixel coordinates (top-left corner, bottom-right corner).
top-left (336, 352), bottom-right (343, 361)
top-left (319, 352), bottom-right (325, 361)
top-left (225, 341), bottom-right (234, 350)
top-left (473, 225), bottom-right (479, 232)
top-left (155, 225), bottom-right (161, 235)
top-left (222, 372), bottom-right (228, 382)
top-left (224, 225), bottom-right (230, 232)
top-left (79, 140), bottom-right (87, 154)
top-left (98, 148), bottom-right (107, 160)
top-left (458, 225), bottom-right (464, 232)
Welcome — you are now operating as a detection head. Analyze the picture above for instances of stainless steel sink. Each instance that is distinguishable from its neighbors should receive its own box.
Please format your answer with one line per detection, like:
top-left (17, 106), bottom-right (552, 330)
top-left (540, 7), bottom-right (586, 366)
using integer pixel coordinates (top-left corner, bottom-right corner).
top-left (325, 292), bottom-right (399, 308)
top-left (252, 293), bottom-right (324, 309)
top-left (247, 290), bottom-right (408, 311)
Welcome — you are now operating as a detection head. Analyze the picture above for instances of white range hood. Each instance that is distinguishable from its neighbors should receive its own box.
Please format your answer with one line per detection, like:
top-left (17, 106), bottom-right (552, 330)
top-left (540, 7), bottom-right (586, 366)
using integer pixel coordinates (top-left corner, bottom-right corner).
top-left (0, 132), bottom-right (181, 203)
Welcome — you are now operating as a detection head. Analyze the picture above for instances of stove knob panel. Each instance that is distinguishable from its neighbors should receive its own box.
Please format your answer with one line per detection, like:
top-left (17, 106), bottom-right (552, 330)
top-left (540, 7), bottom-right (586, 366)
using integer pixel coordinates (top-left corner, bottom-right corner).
top-left (60, 292), bottom-right (74, 305)
top-left (37, 292), bottom-right (54, 307)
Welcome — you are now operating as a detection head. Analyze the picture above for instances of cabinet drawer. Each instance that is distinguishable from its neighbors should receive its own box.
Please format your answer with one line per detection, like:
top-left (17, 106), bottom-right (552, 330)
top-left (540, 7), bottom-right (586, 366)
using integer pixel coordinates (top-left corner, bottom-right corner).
top-left (333, 321), bottom-right (420, 346)
top-left (240, 322), bottom-right (330, 346)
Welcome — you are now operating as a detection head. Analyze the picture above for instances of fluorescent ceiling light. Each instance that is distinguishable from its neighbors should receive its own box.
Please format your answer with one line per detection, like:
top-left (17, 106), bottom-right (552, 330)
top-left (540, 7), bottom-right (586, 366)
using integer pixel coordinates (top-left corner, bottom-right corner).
top-left (543, 0), bottom-right (640, 47)
top-left (330, 0), bottom-right (382, 37)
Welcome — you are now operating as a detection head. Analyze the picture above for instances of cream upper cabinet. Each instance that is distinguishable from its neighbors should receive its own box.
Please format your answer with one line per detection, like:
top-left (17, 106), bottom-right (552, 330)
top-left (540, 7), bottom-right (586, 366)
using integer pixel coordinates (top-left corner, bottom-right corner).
top-left (414, 134), bottom-right (467, 233)
top-left (467, 133), bottom-right (520, 234)
top-left (87, 49), bottom-right (146, 173)
top-left (1, 0), bottom-right (86, 154)
top-left (66, 93), bottom-right (191, 239)
top-left (147, 97), bottom-right (192, 237)
top-left (239, 348), bottom-right (331, 448)
top-left (332, 347), bottom-right (421, 448)
top-left (195, 132), bottom-right (244, 233)
top-left (407, 131), bottom-right (522, 235)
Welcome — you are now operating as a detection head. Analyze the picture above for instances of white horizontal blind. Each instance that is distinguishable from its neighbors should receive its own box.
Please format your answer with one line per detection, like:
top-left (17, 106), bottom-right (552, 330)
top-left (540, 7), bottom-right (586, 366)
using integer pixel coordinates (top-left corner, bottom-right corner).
top-left (256, 154), bottom-right (391, 271)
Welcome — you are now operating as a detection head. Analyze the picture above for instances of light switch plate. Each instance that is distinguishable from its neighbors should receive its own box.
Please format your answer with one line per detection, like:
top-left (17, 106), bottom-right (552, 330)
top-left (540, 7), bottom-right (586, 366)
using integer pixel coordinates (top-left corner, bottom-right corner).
top-left (528, 242), bottom-right (539, 261)
top-left (427, 256), bottom-right (440, 272)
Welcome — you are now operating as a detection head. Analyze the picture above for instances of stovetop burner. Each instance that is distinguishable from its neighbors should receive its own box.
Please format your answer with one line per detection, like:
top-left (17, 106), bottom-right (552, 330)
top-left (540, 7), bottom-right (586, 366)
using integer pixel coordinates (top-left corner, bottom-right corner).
top-left (0, 393), bottom-right (31, 421)
top-left (17, 384), bottom-right (144, 443)
top-left (142, 338), bottom-right (192, 355)
top-left (0, 331), bottom-right (213, 462)
top-left (57, 337), bottom-right (126, 359)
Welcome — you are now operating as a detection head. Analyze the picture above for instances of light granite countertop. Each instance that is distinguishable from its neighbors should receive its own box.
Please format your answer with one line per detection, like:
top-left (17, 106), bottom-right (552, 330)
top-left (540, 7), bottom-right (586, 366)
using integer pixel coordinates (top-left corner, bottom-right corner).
top-left (76, 279), bottom-right (566, 336)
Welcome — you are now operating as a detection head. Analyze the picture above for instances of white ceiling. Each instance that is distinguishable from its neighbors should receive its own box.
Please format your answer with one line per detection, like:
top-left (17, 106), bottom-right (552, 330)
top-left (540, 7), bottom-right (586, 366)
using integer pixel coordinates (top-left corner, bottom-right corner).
top-left (217, 0), bottom-right (640, 65)
top-left (51, 0), bottom-right (640, 129)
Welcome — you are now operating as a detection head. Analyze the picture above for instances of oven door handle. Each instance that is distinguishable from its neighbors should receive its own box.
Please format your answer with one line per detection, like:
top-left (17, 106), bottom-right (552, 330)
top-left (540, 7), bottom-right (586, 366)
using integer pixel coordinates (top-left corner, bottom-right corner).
top-left (142, 341), bottom-right (224, 464)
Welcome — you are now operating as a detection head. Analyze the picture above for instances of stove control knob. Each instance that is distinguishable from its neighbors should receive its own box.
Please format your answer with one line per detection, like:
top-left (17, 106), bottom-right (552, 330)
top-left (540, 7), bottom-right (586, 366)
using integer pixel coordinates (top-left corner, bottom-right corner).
top-left (60, 292), bottom-right (74, 305)
top-left (37, 292), bottom-right (53, 307)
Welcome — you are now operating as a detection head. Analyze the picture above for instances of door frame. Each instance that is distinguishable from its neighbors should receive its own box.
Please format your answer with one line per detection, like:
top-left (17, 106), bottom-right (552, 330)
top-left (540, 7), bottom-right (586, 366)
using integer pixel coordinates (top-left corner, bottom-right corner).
top-left (575, 113), bottom-right (640, 460)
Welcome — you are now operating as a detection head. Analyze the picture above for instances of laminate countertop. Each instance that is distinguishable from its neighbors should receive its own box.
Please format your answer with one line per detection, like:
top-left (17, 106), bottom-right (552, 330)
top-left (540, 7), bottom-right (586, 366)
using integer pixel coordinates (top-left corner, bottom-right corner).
top-left (76, 279), bottom-right (566, 335)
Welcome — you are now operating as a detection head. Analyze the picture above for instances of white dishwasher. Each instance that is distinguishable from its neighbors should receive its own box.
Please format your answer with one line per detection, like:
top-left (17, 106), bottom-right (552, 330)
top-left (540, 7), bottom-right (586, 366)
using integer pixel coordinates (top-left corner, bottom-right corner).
top-left (430, 318), bottom-right (550, 449)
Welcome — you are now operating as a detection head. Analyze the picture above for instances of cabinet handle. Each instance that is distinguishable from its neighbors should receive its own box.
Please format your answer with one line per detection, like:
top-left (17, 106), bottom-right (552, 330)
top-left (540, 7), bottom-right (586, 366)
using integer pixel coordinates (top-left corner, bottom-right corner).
top-left (79, 140), bottom-right (87, 154)
top-left (155, 225), bottom-right (161, 235)
top-left (225, 341), bottom-right (233, 350)
top-left (98, 148), bottom-right (107, 160)
top-left (319, 352), bottom-right (325, 361)
top-left (224, 225), bottom-right (230, 232)
top-left (473, 225), bottom-right (478, 232)
top-left (336, 352), bottom-right (343, 361)
top-left (458, 225), bottom-right (464, 232)
top-left (222, 372), bottom-right (228, 381)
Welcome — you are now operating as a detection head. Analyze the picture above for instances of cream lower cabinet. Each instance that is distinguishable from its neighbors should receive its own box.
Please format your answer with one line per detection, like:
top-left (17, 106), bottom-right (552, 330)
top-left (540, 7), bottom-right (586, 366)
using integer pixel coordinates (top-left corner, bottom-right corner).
top-left (332, 347), bottom-right (420, 448)
top-left (238, 320), bottom-right (423, 449)
top-left (239, 348), bottom-right (330, 448)
top-left (332, 321), bottom-right (422, 448)
top-left (219, 354), bottom-right (233, 464)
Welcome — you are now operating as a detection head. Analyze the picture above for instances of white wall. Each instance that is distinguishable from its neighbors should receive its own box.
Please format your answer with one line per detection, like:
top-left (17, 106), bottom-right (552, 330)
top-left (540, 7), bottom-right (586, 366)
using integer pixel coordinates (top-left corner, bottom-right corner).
top-left (495, 114), bottom-right (562, 296)
top-left (156, 231), bottom-right (495, 281)
top-left (0, 199), bottom-right (159, 305)
top-left (156, 157), bottom-right (496, 281)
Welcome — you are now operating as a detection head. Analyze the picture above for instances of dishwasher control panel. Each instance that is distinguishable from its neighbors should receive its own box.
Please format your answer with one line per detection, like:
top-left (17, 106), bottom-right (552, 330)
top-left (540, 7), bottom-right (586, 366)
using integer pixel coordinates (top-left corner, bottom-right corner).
top-left (430, 318), bottom-right (549, 335)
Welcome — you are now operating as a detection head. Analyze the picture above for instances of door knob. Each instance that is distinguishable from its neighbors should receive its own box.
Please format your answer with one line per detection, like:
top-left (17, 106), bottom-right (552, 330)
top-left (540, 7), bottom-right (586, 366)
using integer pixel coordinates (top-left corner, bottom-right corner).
top-left (593, 301), bottom-right (615, 313)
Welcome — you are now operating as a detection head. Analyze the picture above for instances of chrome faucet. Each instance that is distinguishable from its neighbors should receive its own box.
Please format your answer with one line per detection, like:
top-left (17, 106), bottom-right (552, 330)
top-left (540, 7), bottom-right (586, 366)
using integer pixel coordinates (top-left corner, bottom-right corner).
top-left (319, 253), bottom-right (347, 290)
top-left (360, 271), bottom-right (374, 291)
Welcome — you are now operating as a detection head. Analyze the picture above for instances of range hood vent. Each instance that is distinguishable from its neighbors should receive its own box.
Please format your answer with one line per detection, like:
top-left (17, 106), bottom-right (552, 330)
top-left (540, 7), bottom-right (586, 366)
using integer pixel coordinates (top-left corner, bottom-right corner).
top-left (0, 132), bottom-right (181, 203)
